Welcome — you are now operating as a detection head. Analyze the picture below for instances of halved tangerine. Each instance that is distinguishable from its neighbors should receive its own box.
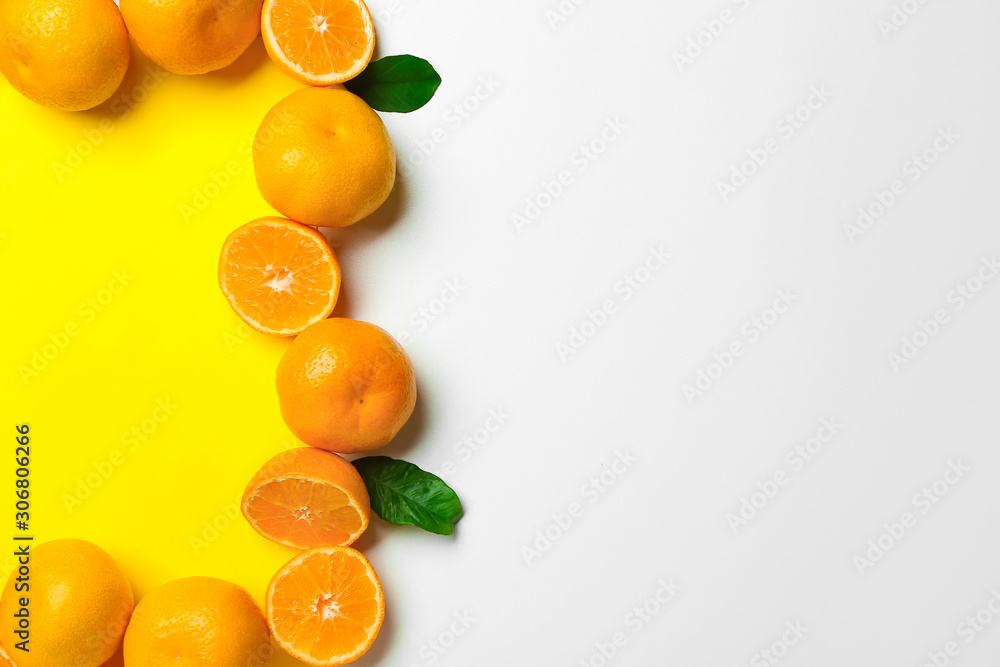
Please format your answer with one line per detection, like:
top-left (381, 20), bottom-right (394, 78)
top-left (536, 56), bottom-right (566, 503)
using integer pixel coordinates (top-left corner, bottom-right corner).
top-left (266, 546), bottom-right (385, 667)
top-left (218, 217), bottom-right (341, 336)
top-left (242, 447), bottom-right (370, 549)
top-left (262, 0), bottom-right (375, 86)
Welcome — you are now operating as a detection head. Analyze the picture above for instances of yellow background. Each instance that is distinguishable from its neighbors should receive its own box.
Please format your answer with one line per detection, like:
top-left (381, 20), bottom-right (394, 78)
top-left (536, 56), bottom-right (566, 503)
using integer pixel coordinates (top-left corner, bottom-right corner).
top-left (0, 38), bottom-right (359, 665)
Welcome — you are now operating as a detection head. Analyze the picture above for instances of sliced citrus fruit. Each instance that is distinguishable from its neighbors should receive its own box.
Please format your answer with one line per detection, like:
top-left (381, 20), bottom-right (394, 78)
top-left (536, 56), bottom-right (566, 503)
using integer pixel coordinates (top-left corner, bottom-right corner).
top-left (242, 447), bottom-right (370, 549)
top-left (218, 217), bottom-right (341, 336)
top-left (262, 0), bottom-right (375, 86)
top-left (266, 546), bottom-right (385, 667)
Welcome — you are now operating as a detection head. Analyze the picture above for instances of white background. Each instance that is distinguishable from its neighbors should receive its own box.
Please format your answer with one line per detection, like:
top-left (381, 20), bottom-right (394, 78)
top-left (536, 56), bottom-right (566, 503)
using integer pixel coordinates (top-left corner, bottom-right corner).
top-left (329, 1), bottom-right (1000, 665)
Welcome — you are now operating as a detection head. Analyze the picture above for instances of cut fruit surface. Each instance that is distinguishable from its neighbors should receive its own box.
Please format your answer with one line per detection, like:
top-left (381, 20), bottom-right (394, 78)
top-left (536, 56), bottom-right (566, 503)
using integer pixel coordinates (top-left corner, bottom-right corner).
top-left (262, 0), bottom-right (375, 86)
top-left (218, 217), bottom-right (341, 336)
top-left (242, 447), bottom-right (370, 549)
top-left (266, 546), bottom-right (385, 667)
top-left (0, 645), bottom-right (13, 666)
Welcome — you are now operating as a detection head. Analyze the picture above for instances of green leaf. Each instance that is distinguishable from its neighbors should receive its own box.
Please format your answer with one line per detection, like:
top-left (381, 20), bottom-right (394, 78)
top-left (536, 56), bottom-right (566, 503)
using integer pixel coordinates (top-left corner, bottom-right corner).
top-left (344, 55), bottom-right (442, 113)
top-left (353, 456), bottom-right (463, 534)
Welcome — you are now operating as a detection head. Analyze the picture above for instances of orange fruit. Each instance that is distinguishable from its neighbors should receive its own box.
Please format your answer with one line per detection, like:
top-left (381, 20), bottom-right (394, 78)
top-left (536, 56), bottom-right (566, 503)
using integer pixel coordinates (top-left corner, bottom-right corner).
top-left (266, 546), bottom-right (384, 666)
top-left (253, 87), bottom-right (396, 228)
top-left (261, 0), bottom-right (374, 86)
top-left (0, 539), bottom-right (133, 667)
top-left (120, 0), bottom-right (264, 75)
top-left (123, 577), bottom-right (271, 666)
top-left (218, 216), bottom-right (341, 336)
top-left (242, 447), bottom-right (370, 548)
top-left (276, 318), bottom-right (416, 453)
top-left (0, 0), bottom-right (129, 111)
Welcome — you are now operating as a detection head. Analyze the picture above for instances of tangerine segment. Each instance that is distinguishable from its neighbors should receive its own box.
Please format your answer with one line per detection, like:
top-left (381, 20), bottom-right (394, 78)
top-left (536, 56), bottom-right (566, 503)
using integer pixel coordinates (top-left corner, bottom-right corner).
top-left (266, 547), bottom-right (384, 667)
top-left (242, 447), bottom-right (370, 549)
top-left (218, 217), bottom-right (341, 336)
top-left (262, 0), bottom-right (375, 86)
